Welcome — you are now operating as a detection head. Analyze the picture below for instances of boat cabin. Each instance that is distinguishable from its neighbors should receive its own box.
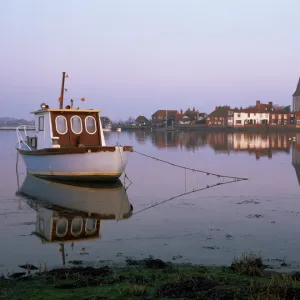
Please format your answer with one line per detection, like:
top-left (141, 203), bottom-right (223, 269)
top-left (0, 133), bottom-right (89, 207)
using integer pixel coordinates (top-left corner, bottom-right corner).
top-left (28, 108), bottom-right (106, 150)
top-left (33, 205), bottom-right (102, 243)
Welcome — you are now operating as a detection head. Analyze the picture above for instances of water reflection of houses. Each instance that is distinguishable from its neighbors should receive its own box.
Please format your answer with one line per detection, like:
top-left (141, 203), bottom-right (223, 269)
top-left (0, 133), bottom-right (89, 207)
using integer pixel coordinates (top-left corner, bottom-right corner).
top-left (17, 175), bottom-right (133, 244)
top-left (138, 131), bottom-right (293, 159)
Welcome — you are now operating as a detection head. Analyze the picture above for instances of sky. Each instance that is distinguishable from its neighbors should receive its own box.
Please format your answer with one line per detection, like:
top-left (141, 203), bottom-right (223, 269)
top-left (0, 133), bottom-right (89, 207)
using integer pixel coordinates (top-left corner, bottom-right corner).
top-left (0, 0), bottom-right (300, 121)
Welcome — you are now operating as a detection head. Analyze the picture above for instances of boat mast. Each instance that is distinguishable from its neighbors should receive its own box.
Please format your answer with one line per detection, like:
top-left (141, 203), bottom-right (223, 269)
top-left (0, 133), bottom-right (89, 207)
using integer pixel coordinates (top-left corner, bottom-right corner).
top-left (59, 72), bottom-right (66, 109)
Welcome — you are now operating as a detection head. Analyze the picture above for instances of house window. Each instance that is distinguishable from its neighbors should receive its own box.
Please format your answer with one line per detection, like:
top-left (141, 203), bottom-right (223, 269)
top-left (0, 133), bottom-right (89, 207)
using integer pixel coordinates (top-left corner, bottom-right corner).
top-left (85, 116), bottom-right (97, 134)
top-left (71, 115), bottom-right (82, 134)
top-left (236, 120), bottom-right (242, 124)
top-left (55, 116), bottom-right (68, 134)
top-left (248, 113), bottom-right (250, 117)
top-left (278, 120), bottom-right (281, 125)
top-left (237, 114), bottom-right (241, 118)
top-left (38, 116), bottom-right (44, 131)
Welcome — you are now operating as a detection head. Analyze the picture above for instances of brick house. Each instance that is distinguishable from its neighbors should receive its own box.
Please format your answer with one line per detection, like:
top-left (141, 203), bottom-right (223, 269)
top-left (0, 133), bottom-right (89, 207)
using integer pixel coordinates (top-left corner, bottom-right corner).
top-left (151, 110), bottom-right (179, 126)
top-left (269, 110), bottom-right (295, 125)
top-left (135, 115), bottom-right (150, 126)
top-left (178, 108), bottom-right (206, 124)
top-left (206, 106), bottom-right (233, 127)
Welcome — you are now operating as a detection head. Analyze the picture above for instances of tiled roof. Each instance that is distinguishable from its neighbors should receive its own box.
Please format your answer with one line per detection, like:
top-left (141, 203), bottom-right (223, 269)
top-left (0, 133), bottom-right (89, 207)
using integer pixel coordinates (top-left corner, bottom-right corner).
top-left (152, 110), bottom-right (178, 117)
top-left (135, 116), bottom-right (149, 122)
top-left (207, 106), bottom-right (231, 117)
top-left (175, 113), bottom-right (184, 121)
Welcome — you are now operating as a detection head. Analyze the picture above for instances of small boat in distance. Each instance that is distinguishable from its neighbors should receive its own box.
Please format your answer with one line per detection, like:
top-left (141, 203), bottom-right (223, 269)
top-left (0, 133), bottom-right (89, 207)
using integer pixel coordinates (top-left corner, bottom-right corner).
top-left (16, 72), bottom-right (133, 181)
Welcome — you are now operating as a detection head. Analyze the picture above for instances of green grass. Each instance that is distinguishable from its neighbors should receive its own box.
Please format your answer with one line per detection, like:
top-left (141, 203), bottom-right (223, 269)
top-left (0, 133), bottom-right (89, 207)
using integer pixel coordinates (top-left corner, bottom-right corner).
top-left (1, 256), bottom-right (300, 299)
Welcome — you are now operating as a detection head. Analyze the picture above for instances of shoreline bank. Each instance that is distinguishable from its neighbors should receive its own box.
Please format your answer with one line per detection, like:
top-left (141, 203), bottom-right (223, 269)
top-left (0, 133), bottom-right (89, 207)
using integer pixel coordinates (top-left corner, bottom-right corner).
top-left (1, 256), bottom-right (300, 299)
top-left (112, 125), bottom-right (300, 133)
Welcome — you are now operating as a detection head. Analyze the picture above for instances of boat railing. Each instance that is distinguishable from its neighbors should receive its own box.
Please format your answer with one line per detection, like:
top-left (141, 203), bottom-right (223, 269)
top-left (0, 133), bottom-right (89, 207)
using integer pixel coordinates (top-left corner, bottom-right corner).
top-left (16, 125), bottom-right (36, 150)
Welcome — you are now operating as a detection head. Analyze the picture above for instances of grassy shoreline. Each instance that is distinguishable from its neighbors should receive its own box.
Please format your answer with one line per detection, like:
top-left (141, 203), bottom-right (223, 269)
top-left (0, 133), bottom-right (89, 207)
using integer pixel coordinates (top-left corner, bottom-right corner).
top-left (1, 255), bottom-right (300, 300)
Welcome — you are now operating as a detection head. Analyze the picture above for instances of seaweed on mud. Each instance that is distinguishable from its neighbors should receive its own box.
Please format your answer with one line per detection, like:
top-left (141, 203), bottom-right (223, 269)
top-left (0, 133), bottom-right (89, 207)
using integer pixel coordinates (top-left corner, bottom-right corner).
top-left (83, 297), bottom-right (108, 300)
top-left (47, 266), bottom-right (112, 280)
top-left (156, 276), bottom-right (217, 298)
top-left (125, 256), bottom-right (171, 269)
top-left (8, 272), bottom-right (26, 279)
top-left (68, 260), bottom-right (83, 265)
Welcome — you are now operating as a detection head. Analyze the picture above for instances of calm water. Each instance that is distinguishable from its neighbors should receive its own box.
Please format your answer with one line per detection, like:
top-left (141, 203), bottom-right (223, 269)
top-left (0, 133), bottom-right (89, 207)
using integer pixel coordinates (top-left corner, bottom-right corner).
top-left (1, 130), bottom-right (300, 273)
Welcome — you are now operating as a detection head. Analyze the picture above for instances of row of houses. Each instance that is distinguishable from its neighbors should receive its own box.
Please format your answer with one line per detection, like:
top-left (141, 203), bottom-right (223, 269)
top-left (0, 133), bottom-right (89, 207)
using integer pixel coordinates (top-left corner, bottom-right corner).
top-left (135, 107), bottom-right (207, 127)
top-left (134, 77), bottom-right (300, 128)
top-left (135, 101), bottom-right (299, 128)
top-left (206, 100), bottom-right (300, 128)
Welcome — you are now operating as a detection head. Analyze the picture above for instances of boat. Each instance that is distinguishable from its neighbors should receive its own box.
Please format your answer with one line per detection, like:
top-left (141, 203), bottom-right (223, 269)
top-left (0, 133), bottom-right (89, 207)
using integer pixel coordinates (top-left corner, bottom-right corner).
top-left (102, 123), bottom-right (112, 132)
top-left (16, 174), bottom-right (133, 243)
top-left (15, 72), bottom-right (133, 181)
top-left (101, 115), bottom-right (112, 132)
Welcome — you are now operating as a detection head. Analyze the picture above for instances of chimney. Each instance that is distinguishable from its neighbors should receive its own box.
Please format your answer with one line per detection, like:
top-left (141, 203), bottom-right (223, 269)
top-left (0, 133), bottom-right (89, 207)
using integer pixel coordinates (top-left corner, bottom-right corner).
top-left (268, 101), bottom-right (273, 107)
top-left (256, 100), bottom-right (260, 107)
top-left (193, 107), bottom-right (195, 112)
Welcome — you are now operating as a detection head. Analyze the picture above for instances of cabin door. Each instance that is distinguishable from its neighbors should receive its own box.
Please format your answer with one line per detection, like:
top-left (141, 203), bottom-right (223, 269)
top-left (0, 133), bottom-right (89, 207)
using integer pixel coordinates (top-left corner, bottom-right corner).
top-left (51, 113), bottom-right (71, 147)
top-left (80, 113), bottom-right (101, 146)
top-left (67, 113), bottom-right (101, 146)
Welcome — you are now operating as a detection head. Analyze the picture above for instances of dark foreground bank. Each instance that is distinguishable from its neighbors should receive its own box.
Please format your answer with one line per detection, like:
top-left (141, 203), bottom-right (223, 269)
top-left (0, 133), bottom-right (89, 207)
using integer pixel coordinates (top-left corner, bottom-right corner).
top-left (1, 254), bottom-right (300, 300)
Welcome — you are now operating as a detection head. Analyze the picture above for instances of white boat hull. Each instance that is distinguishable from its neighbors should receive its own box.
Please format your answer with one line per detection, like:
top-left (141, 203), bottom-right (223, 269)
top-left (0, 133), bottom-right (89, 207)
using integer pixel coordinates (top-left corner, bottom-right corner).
top-left (18, 146), bottom-right (131, 181)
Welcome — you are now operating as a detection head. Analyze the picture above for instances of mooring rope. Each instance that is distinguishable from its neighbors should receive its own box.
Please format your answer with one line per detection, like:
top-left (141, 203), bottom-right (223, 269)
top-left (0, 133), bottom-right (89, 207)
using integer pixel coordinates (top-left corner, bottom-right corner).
top-left (133, 177), bottom-right (245, 216)
top-left (133, 150), bottom-right (248, 181)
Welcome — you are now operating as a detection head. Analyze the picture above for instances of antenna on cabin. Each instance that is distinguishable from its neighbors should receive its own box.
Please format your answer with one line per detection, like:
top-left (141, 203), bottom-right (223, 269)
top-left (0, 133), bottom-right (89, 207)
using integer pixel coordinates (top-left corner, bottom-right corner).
top-left (59, 72), bottom-right (66, 109)
top-left (70, 99), bottom-right (74, 109)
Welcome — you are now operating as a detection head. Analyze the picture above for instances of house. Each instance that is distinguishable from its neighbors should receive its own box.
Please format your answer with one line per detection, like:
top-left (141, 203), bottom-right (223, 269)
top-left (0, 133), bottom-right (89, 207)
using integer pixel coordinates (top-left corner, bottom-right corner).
top-left (178, 115), bottom-right (193, 124)
top-left (233, 101), bottom-right (273, 127)
top-left (177, 108), bottom-right (206, 124)
top-left (135, 115), bottom-right (149, 126)
top-left (206, 106), bottom-right (232, 127)
top-left (184, 108), bottom-right (206, 121)
top-left (269, 109), bottom-right (294, 125)
top-left (151, 110), bottom-right (179, 126)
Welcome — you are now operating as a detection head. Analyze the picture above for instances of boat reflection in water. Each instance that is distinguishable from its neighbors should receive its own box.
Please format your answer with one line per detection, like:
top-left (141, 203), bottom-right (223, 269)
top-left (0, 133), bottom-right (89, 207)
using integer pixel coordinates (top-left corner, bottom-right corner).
top-left (17, 175), bottom-right (133, 245)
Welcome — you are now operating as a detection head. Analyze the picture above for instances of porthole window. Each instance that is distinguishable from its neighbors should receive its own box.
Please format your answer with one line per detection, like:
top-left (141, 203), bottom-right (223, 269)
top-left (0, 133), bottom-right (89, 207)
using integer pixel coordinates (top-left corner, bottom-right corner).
top-left (85, 218), bottom-right (97, 234)
top-left (85, 116), bottom-right (97, 134)
top-left (71, 217), bottom-right (83, 236)
top-left (71, 115), bottom-right (82, 134)
top-left (56, 218), bottom-right (68, 237)
top-left (55, 116), bottom-right (68, 134)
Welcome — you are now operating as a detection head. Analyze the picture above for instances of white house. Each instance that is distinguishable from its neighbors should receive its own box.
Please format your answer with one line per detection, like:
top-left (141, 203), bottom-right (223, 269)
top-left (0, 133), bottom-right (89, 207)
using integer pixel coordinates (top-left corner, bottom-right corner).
top-left (233, 110), bottom-right (269, 127)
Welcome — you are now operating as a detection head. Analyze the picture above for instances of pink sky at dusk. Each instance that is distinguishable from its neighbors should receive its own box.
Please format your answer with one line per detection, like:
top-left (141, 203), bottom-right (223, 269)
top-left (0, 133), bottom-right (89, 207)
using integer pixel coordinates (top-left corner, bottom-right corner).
top-left (0, 0), bottom-right (300, 120)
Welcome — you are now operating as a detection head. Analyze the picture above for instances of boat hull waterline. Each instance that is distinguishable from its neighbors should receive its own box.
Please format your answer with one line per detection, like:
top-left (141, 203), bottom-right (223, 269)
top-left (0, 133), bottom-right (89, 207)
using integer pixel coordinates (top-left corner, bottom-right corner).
top-left (17, 146), bottom-right (132, 181)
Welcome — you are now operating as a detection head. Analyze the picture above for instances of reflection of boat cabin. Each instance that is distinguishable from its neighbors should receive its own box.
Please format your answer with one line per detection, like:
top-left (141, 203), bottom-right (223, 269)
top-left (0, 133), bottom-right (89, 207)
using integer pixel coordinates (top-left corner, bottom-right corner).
top-left (28, 109), bottom-right (106, 150)
top-left (34, 207), bottom-right (102, 243)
